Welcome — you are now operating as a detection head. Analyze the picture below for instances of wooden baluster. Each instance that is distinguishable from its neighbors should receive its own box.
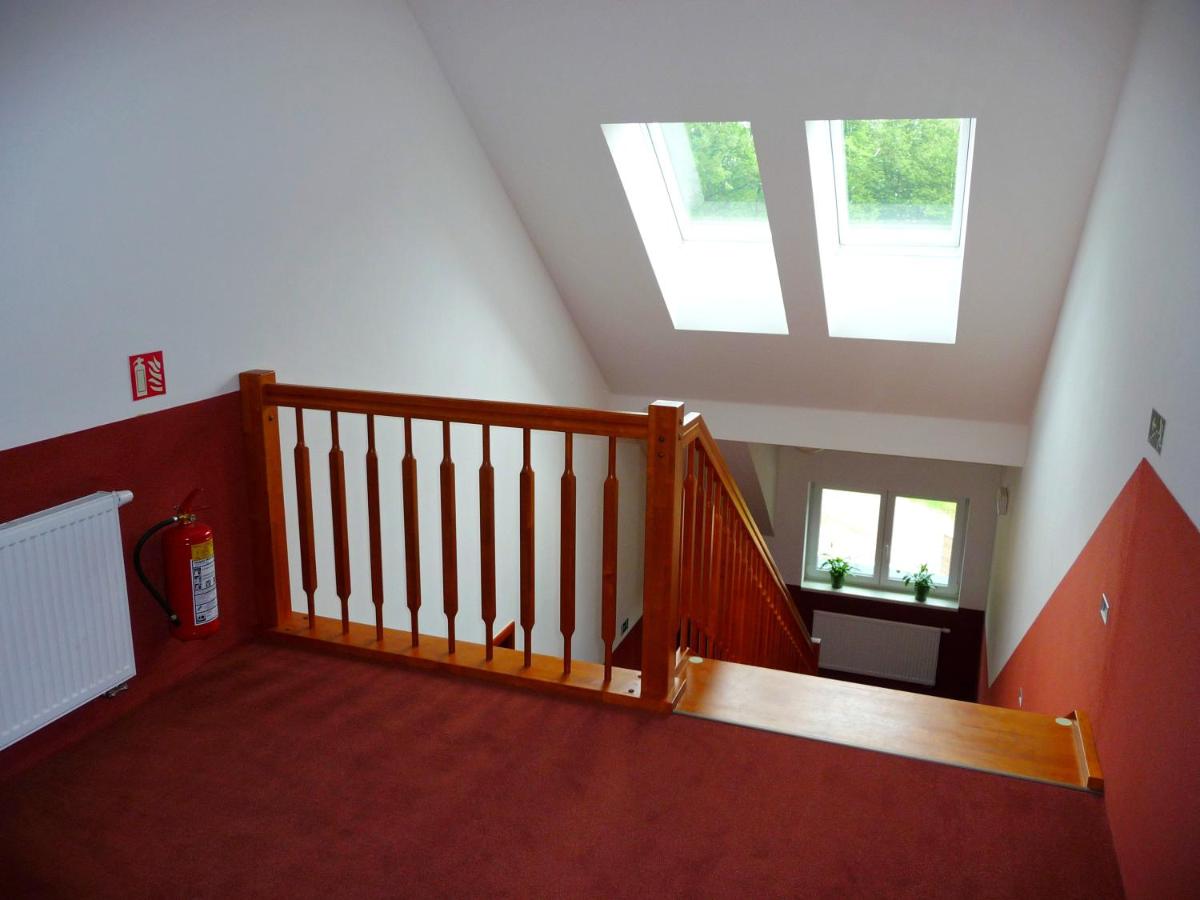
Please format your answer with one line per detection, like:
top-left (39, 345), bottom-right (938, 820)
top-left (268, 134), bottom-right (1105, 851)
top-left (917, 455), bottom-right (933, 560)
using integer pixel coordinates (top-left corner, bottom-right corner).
top-left (519, 428), bottom-right (535, 667)
top-left (678, 442), bottom-right (697, 655)
top-left (440, 421), bottom-right (459, 654)
top-left (730, 529), bottom-right (746, 661)
top-left (601, 436), bottom-right (619, 681)
top-left (698, 456), bottom-right (716, 657)
top-left (723, 523), bottom-right (741, 658)
top-left (293, 409), bottom-right (318, 628)
top-left (402, 417), bottom-right (421, 645)
top-left (479, 426), bottom-right (497, 660)
top-left (713, 500), bottom-right (728, 660)
top-left (751, 560), bottom-right (766, 664)
top-left (711, 472), bottom-right (727, 658)
top-left (758, 566), bottom-right (768, 667)
top-left (748, 576), bottom-right (760, 664)
top-left (753, 580), bottom-right (764, 664)
top-left (366, 415), bottom-right (384, 642)
top-left (723, 497), bottom-right (737, 658)
top-left (757, 580), bottom-right (768, 662)
top-left (560, 432), bottom-right (576, 675)
top-left (730, 532), bottom-right (743, 662)
top-left (734, 552), bottom-right (749, 663)
top-left (329, 412), bottom-right (351, 634)
top-left (713, 490), bottom-right (730, 658)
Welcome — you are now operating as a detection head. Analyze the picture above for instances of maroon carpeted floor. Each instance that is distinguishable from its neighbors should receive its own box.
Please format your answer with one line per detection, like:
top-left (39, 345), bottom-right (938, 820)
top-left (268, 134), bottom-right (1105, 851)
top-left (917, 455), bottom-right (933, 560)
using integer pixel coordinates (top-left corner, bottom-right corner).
top-left (0, 643), bottom-right (1123, 899)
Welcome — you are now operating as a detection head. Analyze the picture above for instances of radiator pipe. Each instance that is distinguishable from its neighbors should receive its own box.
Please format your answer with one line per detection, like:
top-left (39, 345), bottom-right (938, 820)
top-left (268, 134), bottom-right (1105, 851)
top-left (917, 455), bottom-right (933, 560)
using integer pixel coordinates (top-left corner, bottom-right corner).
top-left (132, 517), bottom-right (182, 627)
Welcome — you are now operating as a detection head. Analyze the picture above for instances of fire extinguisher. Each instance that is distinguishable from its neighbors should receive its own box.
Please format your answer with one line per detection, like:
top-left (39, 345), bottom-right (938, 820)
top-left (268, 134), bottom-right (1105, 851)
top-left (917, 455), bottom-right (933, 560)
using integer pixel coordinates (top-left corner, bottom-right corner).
top-left (132, 489), bottom-right (220, 640)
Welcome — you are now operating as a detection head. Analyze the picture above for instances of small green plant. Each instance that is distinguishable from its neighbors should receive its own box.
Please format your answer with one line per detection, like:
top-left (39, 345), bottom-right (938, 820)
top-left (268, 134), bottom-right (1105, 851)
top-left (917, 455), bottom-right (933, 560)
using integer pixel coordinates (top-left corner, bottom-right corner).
top-left (820, 557), bottom-right (853, 589)
top-left (902, 564), bottom-right (936, 601)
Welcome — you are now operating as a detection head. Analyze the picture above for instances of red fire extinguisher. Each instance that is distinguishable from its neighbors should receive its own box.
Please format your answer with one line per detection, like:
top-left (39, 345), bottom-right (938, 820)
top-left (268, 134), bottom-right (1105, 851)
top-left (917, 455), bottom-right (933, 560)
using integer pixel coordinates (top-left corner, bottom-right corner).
top-left (132, 489), bottom-right (220, 640)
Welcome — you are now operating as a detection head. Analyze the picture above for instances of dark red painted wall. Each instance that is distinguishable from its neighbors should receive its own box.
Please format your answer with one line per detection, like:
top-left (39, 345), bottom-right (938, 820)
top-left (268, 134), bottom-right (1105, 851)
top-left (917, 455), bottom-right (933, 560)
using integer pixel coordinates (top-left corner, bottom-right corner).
top-left (981, 460), bottom-right (1200, 898)
top-left (0, 393), bottom-right (258, 779)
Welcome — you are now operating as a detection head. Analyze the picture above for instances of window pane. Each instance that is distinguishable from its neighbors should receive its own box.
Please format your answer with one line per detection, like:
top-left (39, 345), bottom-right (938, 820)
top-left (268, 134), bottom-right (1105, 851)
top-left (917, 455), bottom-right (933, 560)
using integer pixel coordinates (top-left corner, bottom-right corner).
top-left (888, 497), bottom-right (958, 586)
top-left (839, 118), bottom-right (966, 246)
top-left (815, 488), bottom-right (881, 577)
top-left (654, 122), bottom-right (768, 241)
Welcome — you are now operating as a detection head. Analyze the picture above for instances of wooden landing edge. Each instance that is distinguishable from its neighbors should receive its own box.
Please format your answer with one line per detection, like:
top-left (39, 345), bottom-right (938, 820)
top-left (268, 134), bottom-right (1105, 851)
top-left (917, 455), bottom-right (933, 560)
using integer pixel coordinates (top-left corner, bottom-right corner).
top-left (1069, 709), bottom-right (1105, 792)
top-left (264, 612), bottom-right (683, 713)
top-left (675, 659), bottom-right (1106, 793)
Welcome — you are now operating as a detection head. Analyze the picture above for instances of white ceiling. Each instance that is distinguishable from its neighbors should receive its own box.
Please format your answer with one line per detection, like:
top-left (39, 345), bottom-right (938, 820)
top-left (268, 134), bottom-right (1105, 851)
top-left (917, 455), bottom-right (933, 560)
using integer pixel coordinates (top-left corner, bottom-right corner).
top-left (408, 0), bottom-right (1142, 426)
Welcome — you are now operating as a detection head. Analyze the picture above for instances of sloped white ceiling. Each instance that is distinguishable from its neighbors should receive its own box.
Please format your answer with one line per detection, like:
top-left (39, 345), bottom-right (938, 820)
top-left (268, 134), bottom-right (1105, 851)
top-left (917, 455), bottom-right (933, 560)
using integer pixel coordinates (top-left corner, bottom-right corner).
top-left (408, 0), bottom-right (1141, 426)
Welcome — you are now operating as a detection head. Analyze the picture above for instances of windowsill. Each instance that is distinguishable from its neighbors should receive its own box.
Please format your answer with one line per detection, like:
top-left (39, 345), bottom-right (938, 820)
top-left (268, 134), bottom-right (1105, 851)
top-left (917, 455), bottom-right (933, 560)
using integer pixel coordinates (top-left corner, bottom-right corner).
top-left (799, 579), bottom-right (959, 611)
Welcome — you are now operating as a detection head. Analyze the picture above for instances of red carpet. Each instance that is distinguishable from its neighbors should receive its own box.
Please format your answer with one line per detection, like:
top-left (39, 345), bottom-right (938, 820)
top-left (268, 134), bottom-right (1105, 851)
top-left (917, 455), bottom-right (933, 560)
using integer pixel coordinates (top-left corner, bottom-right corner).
top-left (0, 643), bottom-right (1122, 898)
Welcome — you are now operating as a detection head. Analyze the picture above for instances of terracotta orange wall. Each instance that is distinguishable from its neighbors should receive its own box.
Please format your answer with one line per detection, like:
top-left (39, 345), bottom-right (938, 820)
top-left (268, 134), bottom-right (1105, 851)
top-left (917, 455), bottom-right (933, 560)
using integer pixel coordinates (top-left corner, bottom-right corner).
top-left (0, 393), bottom-right (258, 780)
top-left (980, 460), bottom-right (1200, 897)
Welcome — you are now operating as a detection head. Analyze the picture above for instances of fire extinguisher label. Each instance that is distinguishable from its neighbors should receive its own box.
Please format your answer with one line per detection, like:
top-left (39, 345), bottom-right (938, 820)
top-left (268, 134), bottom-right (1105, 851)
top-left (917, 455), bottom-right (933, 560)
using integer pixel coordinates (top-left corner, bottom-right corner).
top-left (189, 539), bottom-right (218, 626)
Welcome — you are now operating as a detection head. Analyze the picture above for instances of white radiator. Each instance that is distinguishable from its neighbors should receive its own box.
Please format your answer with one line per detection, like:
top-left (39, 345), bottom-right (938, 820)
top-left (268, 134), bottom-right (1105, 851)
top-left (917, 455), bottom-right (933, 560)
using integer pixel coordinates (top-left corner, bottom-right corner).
top-left (0, 491), bottom-right (136, 750)
top-left (811, 609), bottom-right (943, 686)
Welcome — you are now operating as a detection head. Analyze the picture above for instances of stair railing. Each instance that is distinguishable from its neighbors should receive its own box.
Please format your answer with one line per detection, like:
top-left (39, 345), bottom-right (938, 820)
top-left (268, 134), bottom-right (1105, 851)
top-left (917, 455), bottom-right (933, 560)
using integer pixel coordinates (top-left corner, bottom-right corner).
top-left (241, 370), bottom-right (818, 712)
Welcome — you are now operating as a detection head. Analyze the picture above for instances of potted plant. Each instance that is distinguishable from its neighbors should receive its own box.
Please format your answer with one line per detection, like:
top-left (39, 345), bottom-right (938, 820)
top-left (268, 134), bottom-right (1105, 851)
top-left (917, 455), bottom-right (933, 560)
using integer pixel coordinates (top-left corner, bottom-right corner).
top-left (819, 556), bottom-right (853, 590)
top-left (902, 564), bottom-right (936, 602)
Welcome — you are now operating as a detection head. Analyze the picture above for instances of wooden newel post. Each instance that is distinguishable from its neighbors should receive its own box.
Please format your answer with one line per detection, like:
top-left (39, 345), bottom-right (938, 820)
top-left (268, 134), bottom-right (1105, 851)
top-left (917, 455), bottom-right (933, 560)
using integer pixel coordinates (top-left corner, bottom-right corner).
top-left (240, 370), bottom-right (292, 630)
top-left (640, 400), bottom-right (685, 707)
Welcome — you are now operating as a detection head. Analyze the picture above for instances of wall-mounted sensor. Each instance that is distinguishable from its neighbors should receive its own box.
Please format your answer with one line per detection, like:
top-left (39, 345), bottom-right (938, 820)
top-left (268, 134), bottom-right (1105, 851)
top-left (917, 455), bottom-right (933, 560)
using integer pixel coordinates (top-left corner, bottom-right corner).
top-left (1148, 409), bottom-right (1166, 454)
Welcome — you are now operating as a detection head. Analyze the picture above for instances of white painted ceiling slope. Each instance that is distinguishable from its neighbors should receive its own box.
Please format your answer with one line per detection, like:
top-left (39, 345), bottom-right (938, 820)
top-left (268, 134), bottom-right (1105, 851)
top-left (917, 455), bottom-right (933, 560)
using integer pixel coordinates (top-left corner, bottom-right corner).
top-left (408, 0), bottom-right (1141, 430)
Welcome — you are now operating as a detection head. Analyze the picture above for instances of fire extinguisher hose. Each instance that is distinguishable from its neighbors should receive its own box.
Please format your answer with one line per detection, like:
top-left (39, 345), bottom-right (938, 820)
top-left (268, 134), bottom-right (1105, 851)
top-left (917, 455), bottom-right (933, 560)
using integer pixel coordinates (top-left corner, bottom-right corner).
top-left (132, 517), bottom-right (182, 627)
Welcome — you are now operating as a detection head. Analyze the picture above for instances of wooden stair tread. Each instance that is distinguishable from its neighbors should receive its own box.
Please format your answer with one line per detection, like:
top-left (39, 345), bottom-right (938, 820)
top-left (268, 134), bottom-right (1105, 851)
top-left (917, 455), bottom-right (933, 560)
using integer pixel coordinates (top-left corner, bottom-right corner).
top-left (676, 657), bottom-right (1102, 792)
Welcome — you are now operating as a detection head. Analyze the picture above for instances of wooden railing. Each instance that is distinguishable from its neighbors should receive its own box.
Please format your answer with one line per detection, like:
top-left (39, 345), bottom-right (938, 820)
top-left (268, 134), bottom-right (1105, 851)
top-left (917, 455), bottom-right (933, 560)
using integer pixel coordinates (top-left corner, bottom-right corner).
top-left (241, 370), bottom-right (818, 712)
top-left (677, 417), bottom-right (820, 675)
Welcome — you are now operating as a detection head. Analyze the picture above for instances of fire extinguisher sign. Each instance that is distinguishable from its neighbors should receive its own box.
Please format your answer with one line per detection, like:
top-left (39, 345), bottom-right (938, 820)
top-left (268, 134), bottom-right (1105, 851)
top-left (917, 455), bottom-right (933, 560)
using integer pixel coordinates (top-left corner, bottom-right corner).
top-left (129, 351), bottom-right (166, 401)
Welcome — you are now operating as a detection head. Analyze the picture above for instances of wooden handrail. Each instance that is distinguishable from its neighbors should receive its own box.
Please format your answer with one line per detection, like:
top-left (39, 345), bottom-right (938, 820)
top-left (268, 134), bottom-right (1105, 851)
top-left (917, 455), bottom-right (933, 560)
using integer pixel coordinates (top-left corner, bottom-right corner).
top-left (263, 383), bottom-right (648, 438)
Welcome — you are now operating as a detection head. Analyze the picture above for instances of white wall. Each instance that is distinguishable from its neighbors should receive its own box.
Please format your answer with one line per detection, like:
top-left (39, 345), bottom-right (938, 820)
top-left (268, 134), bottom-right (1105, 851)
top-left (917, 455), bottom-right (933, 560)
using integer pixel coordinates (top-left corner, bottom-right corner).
top-left (767, 448), bottom-right (1006, 611)
top-left (0, 0), bottom-right (609, 448)
top-left (0, 0), bottom-right (643, 662)
top-left (984, 0), bottom-right (1200, 678)
top-left (612, 394), bottom-right (1028, 466)
top-left (715, 440), bottom-right (776, 536)
top-left (748, 442), bottom-right (779, 530)
top-left (410, 0), bottom-right (1143, 430)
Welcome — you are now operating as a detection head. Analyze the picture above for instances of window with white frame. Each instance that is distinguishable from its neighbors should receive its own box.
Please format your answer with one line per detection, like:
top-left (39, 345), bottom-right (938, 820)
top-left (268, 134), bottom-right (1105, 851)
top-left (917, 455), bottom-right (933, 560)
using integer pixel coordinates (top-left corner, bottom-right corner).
top-left (804, 117), bottom-right (977, 344)
top-left (602, 121), bottom-right (787, 334)
top-left (804, 485), bottom-right (968, 597)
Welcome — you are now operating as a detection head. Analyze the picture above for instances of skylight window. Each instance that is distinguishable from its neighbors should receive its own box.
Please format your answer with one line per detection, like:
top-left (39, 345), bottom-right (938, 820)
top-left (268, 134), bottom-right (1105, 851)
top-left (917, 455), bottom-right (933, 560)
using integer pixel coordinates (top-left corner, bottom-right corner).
top-left (603, 121), bottom-right (787, 334)
top-left (648, 122), bottom-right (770, 243)
top-left (807, 117), bottom-right (976, 343)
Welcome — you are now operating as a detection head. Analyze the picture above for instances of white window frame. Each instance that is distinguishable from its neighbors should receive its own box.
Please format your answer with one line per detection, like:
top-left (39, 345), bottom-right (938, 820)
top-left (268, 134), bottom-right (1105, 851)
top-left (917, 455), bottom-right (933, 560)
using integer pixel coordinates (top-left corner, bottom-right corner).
top-left (828, 118), bottom-right (973, 249)
top-left (803, 484), bottom-right (968, 599)
top-left (646, 122), bottom-right (771, 245)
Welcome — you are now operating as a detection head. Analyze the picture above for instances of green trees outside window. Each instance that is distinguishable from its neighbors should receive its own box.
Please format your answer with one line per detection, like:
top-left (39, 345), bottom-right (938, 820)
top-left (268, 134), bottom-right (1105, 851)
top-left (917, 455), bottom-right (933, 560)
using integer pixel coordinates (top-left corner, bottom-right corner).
top-left (843, 118), bottom-right (960, 226)
top-left (682, 118), bottom-right (960, 227)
